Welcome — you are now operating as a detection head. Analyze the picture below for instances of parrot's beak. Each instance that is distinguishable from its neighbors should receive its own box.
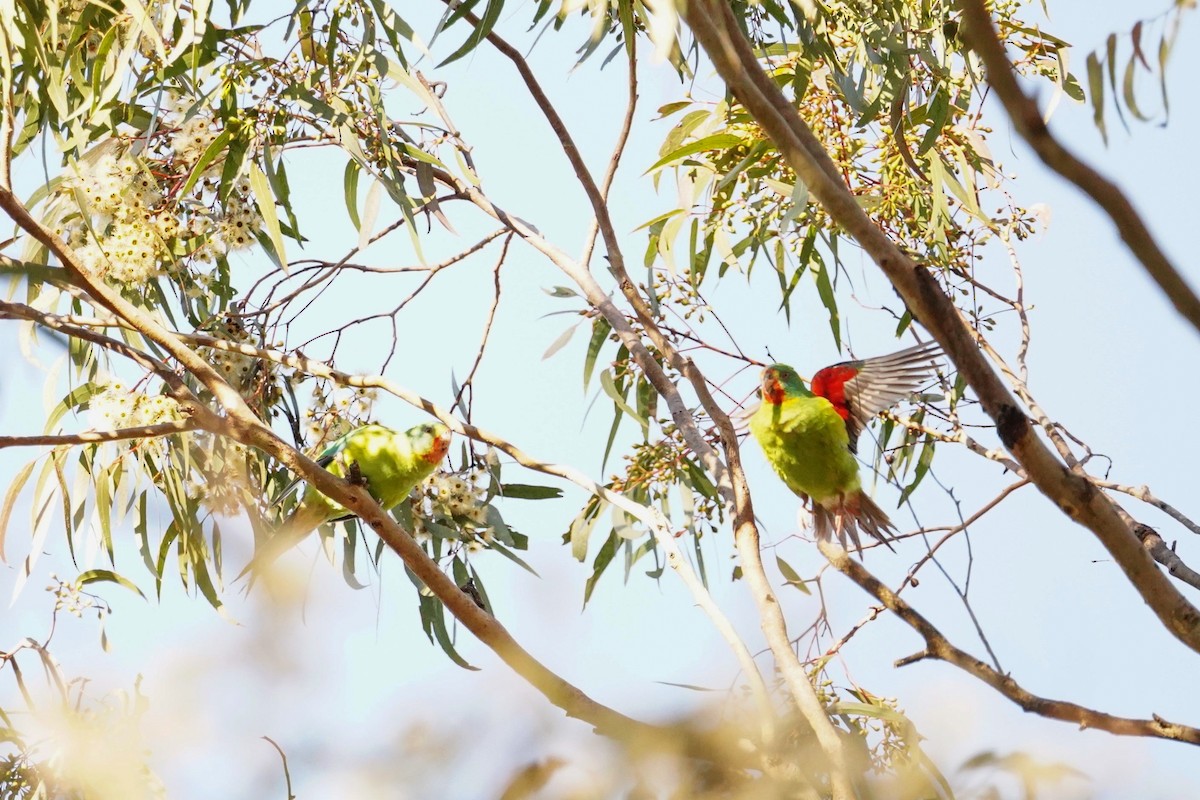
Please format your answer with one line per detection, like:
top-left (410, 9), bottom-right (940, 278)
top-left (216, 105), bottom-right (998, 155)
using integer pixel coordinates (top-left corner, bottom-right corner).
top-left (761, 368), bottom-right (785, 405)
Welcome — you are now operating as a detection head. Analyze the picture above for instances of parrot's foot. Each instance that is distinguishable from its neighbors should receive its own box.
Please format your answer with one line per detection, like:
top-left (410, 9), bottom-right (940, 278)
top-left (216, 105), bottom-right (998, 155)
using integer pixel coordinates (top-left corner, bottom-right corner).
top-left (460, 578), bottom-right (488, 611)
top-left (346, 460), bottom-right (370, 489)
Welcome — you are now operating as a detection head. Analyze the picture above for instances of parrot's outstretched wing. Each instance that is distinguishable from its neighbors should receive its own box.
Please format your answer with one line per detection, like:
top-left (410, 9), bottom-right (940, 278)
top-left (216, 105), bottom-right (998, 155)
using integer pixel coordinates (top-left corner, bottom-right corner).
top-left (811, 341), bottom-right (942, 452)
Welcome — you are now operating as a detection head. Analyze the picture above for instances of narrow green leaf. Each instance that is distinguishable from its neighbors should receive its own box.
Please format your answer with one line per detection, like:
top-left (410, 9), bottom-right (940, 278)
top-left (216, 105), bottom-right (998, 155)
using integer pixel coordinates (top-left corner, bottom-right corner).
top-left (645, 133), bottom-right (743, 173)
top-left (248, 162), bottom-right (288, 270)
top-left (1122, 54), bottom-right (1148, 121)
top-left (1158, 29), bottom-right (1173, 119)
top-left (499, 484), bottom-right (563, 500)
top-left (1086, 51), bottom-right (1107, 144)
top-left (541, 323), bottom-right (578, 360)
top-left (812, 261), bottom-right (841, 350)
top-left (421, 593), bottom-right (479, 669)
top-left (917, 88), bottom-right (950, 155)
top-left (568, 497), bottom-right (606, 562)
top-left (439, 0), bottom-right (502, 67)
top-left (179, 129), bottom-right (231, 196)
top-left (343, 159), bottom-right (361, 229)
top-left (583, 317), bottom-right (611, 390)
top-left (358, 179), bottom-right (382, 252)
top-left (599, 370), bottom-right (647, 432)
top-left (45, 382), bottom-right (97, 433)
top-left (77, 569), bottom-right (146, 599)
top-left (1105, 33), bottom-right (1128, 132)
top-left (655, 101), bottom-right (692, 119)
top-left (96, 463), bottom-right (113, 563)
top-left (0, 458), bottom-right (38, 562)
top-left (776, 555), bottom-right (812, 594)
top-left (583, 531), bottom-right (619, 607)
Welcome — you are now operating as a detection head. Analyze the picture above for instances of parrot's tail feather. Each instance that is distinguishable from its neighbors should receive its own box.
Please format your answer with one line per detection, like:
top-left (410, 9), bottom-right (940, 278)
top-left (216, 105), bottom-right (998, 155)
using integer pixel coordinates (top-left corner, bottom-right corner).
top-left (812, 492), bottom-right (896, 555)
top-left (236, 504), bottom-right (329, 587)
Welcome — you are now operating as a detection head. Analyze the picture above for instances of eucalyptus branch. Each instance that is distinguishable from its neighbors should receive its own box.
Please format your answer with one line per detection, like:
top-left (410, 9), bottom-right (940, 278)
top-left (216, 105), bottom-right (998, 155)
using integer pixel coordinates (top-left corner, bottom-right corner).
top-left (881, 410), bottom-right (1021, 473)
top-left (958, 0), bottom-right (1200, 337)
top-left (680, 0), bottom-right (1200, 655)
top-left (451, 235), bottom-right (509, 421)
top-left (170, 330), bottom-right (776, 734)
top-left (0, 188), bottom-right (679, 755)
top-left (0, 300), bottom-right (199, 409)
top-left (1135, 524), bottom-right (1200, 593)
top-left (820, 540), bottom-right (1200, 747)
top-left (1095, 479), bottom-right (1200, 537)
top-left (580, 22), bottom-right (639, 269)
top-left (444, 8), bottom-right (858, 771)
top-left (0, 422), bottom-right (198, 449)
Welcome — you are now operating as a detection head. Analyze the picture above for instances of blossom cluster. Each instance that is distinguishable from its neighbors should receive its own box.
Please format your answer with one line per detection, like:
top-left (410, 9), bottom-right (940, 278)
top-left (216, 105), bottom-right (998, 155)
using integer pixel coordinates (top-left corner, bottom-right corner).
top-left (303, 383), bottom-right (378, 449)
top-left (52, 104), bottom-right (266, 290)
top-left (56, 152), bottom-right (170, 285)
top-left (197, 314), bottom-right (262, 391)
top-left (89, 381), bottom-right (182, 429)
top-left (46, 574), bottom-right (98, 618)
top-left (411, 467), bottom-right (494, 549)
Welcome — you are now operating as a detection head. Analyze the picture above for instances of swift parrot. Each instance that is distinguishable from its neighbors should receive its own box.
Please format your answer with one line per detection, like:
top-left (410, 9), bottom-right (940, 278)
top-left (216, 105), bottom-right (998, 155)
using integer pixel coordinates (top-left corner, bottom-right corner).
top-left (749, 341), bottom-right (942, 551)
top-left (242, 422), bottom-right (452, 581)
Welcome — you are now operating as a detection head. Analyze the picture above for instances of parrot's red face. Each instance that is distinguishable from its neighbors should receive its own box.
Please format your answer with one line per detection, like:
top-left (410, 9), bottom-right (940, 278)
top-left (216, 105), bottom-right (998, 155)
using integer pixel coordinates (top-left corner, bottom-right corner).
top-left (419, 424), bottom-right (453, 465)
top-left (761, 367), bottom-right (787, 405)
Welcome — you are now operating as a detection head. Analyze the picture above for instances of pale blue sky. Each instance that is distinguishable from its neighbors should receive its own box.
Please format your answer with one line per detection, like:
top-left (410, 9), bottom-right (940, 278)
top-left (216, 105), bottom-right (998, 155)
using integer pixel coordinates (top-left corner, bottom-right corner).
top-left (2, 1), bottom-right (1198, 797)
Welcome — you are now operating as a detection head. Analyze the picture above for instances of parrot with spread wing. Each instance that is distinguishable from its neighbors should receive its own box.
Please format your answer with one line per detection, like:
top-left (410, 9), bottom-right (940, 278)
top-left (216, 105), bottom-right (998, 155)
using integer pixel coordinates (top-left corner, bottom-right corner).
top-left (749, 341), bottom-right (942, 552)
top-left (241, 422), bottom-right (452, 582)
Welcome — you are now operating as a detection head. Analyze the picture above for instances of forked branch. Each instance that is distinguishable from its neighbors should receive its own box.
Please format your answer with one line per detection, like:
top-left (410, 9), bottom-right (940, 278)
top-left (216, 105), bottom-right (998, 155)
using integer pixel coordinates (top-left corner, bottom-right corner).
top-left (820, 540), bottom-right (1200, 747)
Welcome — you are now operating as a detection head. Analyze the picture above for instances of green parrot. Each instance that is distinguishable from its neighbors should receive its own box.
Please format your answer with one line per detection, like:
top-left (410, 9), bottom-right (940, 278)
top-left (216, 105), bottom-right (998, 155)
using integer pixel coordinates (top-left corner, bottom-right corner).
top-left (242, 422), bottom-right (452, 581)
top-left (749, 341), bottom-right (941, 551)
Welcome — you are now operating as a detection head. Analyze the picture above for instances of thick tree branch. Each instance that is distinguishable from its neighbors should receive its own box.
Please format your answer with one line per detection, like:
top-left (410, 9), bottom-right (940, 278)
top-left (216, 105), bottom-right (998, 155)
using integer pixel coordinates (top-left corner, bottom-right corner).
top-left (958, 0), bottom-right (1200, 336)
top-left (170, 330), bottom-right (774, 731)
top-left (820, 540), bottom-right (1200, 746)
top-left (447, 9), bottom-right (864, 781)
top-left (0, 189), bottom-right (673, 754)
top-left (680, 0), bottom-right (1200, 654)
top-left (0, 300), bottom-right (199, 409)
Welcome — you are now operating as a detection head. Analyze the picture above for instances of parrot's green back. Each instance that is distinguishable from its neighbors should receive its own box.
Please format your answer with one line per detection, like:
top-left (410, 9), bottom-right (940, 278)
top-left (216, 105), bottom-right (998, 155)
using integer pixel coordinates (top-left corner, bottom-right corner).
top-left (297, 423), bottom-right (445, 522)
top-left (750, 394), bottom-right (861, 503)
top-left (240, 422), bottom-right (451, 585)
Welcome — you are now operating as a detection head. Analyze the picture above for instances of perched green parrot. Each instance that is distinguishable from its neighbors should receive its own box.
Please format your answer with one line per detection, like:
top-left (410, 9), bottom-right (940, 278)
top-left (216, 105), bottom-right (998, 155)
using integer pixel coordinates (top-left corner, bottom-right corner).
top-left (749, 341), bottom-right (941, 551)
top-left (241, 422), bottom-right (452, 581)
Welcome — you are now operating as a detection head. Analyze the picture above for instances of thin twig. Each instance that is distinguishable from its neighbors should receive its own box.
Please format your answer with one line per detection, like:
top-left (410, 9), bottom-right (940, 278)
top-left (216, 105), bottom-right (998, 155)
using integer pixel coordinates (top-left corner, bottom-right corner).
top-left (0, 422), bottom-right (198, 449)
top-left (1096, 479), bottom-right (1200, 537)
top-left (452, 235), bottom-right (510, 420)
top-left (1135, 524), bottom-right (1200, 593)
top-left (260, 736), bottom-right (296, 800)
top-left (579, 23), bottom-right (639, 269)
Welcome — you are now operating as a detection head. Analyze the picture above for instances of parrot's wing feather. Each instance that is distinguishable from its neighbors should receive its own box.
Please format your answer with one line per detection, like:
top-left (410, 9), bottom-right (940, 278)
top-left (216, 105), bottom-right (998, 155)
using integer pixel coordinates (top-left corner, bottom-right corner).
top-left (271, 432), bottom-right (353, 506)
top-left (815, 341), bottom-right (943, 451)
